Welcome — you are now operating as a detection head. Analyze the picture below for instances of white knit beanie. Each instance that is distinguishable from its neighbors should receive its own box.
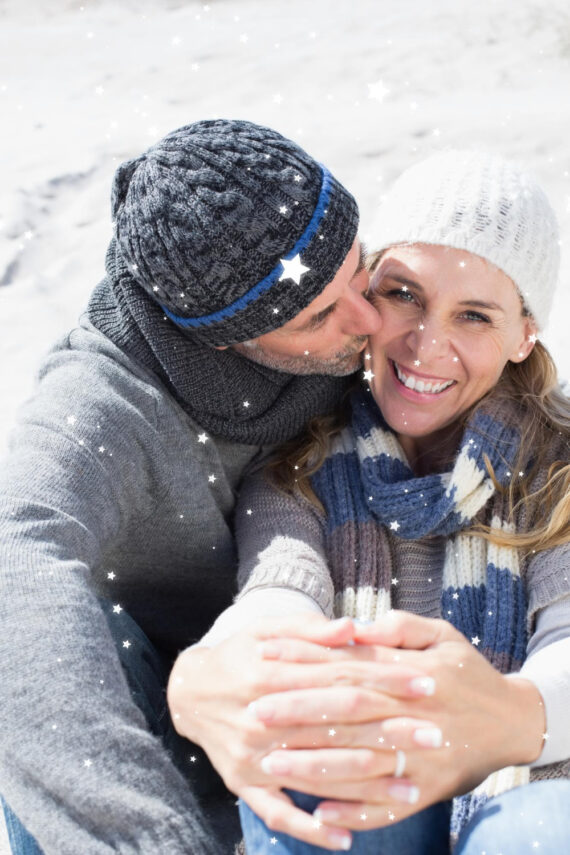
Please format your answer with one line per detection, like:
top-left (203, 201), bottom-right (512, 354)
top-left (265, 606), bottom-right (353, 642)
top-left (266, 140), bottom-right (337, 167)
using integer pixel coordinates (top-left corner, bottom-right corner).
top-left (370, 150), bottom-right (560, 329)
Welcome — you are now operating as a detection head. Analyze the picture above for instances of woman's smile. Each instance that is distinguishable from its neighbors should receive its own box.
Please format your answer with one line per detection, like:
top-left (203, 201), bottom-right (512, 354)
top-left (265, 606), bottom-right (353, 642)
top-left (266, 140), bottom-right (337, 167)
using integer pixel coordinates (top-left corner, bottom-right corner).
top-left (390, 359), bottom-right (457, 398)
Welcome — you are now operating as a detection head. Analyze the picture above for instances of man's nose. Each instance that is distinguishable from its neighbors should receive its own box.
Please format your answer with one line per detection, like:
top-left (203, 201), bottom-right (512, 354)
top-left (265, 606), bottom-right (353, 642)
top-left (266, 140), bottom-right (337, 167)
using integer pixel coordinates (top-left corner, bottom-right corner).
top-left (341, 284), bottom-right (382, 336)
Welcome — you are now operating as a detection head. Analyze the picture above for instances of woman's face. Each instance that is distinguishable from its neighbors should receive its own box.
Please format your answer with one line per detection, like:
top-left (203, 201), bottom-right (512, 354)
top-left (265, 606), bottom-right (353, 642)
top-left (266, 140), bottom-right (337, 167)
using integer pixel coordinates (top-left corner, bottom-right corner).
top-left (366, 245), bottom-right (536, 451)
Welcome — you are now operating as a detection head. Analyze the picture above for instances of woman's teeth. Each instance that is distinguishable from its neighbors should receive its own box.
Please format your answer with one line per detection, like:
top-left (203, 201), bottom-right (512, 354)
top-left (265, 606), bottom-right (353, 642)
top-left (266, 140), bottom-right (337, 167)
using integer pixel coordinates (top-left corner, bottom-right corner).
top-left (394, 362), bottom-right (454, 394)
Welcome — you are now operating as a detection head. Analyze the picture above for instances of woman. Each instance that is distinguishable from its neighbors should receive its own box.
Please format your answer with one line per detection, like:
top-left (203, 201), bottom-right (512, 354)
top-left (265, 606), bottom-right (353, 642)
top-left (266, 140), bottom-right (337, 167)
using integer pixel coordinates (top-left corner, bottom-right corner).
top-left (231, 150), bottom-right (570, 853)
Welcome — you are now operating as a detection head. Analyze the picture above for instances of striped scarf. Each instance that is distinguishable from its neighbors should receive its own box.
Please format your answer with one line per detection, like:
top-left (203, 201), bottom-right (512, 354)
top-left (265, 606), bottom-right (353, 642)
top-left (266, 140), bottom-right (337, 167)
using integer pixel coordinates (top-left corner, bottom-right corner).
top-left (310, 385), bottom-right (565, 843)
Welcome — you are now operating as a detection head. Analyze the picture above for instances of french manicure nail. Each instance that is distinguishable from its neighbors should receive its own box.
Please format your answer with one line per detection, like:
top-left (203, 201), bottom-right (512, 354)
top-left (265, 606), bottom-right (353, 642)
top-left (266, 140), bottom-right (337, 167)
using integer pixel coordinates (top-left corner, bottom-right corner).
top-left (257, 641), bottom-right (281, 659)
top-left (388, 783), bottom-right (420, 804)
top-left (261, 755), bottom-right (290, 775)
top-left (409, 676), bottom-right (435, 696)
top-left (313, 807), bottom-right (341, 823)
top-left (414, 726), bottom-right (443, 748)
top-left (247, 699), bottom-right (275, 721)
top-left (327, 832), bottom-right (352, 850)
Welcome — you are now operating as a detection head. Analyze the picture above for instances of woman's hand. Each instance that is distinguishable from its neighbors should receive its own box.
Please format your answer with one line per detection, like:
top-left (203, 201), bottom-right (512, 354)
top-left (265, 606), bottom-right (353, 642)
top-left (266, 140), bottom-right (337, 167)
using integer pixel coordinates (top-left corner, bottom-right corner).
top-left (167, 612), bottom-right (438, 849)
top-left (249, 611), bottom-right (546, 835)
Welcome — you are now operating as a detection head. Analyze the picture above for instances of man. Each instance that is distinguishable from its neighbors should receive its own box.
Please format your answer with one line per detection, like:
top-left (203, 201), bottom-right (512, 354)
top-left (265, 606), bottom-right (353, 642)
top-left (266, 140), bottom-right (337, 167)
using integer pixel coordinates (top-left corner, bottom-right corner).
top-left (0, 119), bottom-right (380, 853)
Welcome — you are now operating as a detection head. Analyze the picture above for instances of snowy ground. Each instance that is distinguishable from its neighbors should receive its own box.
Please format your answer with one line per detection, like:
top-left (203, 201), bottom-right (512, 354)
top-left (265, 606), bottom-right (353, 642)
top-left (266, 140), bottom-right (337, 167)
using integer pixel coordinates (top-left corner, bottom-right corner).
top-left (0, 0), bottom-right (569, 848)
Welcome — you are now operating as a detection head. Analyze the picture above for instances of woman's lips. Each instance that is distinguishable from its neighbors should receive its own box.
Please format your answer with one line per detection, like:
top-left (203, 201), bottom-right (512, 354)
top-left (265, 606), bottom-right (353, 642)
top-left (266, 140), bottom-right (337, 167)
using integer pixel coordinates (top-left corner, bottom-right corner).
top-left (390, 360), bottom-right (457, 397)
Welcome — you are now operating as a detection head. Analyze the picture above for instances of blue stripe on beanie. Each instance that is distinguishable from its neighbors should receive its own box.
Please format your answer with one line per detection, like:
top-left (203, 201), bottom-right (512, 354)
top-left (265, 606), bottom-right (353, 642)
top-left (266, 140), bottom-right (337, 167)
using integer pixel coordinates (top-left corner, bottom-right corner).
top-left (160, 164), bottom-right (334, 329)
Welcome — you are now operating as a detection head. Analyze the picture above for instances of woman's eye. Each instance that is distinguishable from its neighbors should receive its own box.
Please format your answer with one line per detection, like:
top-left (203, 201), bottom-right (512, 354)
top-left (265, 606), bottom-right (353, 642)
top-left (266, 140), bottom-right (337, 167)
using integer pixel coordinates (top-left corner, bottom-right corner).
top-left (386, 288), bottom-right (416, 303)
top-left (461, 311), bottom-right (491, 323)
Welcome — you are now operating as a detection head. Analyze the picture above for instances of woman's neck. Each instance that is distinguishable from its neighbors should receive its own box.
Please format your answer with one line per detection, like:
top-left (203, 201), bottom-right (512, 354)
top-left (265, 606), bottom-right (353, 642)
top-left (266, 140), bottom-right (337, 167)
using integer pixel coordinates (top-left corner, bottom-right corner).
top-left (398, 421), bottom-right (464, 476)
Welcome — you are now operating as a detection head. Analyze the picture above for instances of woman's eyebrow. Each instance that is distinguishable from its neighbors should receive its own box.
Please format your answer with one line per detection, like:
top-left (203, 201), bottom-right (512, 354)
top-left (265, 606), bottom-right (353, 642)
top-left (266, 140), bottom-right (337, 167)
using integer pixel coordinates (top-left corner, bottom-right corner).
top-left (458, 299), bottom-right (504, 312)
top-left (381, 272), bottom-right (424, 290)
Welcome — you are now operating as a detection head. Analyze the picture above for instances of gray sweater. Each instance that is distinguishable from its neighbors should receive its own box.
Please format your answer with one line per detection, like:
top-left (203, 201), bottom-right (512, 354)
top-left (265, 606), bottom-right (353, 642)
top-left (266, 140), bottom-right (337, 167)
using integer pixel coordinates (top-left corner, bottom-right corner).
top-left (0, 318), bottom-right (269, 853)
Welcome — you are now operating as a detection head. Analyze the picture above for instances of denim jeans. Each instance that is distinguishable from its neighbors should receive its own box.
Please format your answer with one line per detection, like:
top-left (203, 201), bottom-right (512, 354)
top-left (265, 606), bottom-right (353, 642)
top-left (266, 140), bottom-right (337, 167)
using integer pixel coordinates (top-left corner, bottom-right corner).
top-left (239, 780), bottom-right (570, 854)
top-left (0, 599), bottom-right (241, 854)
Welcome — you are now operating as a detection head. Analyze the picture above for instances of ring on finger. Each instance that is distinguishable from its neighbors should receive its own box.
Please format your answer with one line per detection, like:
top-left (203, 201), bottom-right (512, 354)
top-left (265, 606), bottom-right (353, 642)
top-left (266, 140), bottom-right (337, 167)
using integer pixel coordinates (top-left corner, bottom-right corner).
top-left (394, 749), bottom-right (406, 778)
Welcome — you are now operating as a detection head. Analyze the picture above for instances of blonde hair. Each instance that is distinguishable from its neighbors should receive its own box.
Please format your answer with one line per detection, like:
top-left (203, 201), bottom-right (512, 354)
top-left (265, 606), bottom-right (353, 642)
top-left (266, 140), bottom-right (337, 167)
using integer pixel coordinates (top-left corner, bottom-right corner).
top-left (266, 252), bottom-right (570, 555)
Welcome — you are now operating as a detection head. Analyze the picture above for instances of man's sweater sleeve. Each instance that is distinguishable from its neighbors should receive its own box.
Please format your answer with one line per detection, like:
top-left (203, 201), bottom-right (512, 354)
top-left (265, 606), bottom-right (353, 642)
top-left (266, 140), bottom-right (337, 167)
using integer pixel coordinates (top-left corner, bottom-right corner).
top-left (0, 346), bottom-right (217, 854)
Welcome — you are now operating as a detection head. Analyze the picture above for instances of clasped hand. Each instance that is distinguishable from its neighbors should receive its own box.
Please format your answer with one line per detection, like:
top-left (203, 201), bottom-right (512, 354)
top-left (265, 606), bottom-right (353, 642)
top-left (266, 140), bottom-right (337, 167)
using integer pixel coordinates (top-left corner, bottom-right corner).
top-left (167, 611), bottom-right (545, 850)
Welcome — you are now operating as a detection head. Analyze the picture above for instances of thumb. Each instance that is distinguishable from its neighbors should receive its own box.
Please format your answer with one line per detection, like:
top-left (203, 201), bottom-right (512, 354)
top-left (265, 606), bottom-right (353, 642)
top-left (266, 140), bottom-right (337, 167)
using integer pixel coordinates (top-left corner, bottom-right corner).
top-left (354, 610), bottom-right (455, 649)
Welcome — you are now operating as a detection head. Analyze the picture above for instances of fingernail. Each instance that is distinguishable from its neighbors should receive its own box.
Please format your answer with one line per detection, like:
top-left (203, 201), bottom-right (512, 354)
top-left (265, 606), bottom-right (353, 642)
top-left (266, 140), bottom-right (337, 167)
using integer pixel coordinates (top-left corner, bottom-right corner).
top-left (247, 700), bottom-right (274, 721)
top-left (261, 755), bottom-right (290, 775)
top-left (257, 641), bottom-right (281, 659)
top-left (388, 783), bottom-right (420, 804)
top-left (413, 726), bottom-right (443, 748)
top-left (314, 807), bottom-right (341, 823)
top-left (409, 676), bottom-right (435, 696)
top-left (327, 832), bottom-right (352, 850)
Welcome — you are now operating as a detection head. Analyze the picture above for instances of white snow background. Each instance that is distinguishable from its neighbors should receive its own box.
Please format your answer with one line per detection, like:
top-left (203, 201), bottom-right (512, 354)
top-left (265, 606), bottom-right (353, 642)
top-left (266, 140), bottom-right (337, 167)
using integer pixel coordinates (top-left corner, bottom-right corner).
top-left (0, 0), bottom-right (569, 848)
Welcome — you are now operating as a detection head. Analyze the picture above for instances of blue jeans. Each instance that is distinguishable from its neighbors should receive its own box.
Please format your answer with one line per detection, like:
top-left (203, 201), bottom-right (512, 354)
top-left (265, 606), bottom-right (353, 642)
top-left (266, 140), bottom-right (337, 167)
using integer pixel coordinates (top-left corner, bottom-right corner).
top-left (239, 780), bottom-right (570, 854)
top-left (1, 599), bottom-right (241, 854)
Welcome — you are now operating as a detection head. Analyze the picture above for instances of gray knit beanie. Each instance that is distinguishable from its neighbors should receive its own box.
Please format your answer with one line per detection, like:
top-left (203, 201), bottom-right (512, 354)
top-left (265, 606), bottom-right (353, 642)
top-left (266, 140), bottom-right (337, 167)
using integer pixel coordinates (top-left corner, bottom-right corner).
top-left (111, 119), bottom-right (359, 345)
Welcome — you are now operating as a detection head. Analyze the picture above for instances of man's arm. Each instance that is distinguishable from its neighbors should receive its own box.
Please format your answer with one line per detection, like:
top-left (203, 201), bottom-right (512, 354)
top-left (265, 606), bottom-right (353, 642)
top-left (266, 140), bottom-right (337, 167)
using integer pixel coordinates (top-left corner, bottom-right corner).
top-left (0, 345), bottom-right (217, 854)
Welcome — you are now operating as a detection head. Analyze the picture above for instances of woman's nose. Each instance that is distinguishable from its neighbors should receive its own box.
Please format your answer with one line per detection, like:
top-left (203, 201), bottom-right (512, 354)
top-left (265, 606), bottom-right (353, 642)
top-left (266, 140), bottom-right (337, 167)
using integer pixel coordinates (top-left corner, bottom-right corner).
top-left (407, 318), bottom-right (451, 364)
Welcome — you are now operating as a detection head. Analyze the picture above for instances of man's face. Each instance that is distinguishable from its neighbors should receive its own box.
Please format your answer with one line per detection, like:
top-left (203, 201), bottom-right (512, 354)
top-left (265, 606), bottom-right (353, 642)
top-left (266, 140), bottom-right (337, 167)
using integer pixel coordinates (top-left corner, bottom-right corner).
top-left (231, 238), bottom-right (382, 375)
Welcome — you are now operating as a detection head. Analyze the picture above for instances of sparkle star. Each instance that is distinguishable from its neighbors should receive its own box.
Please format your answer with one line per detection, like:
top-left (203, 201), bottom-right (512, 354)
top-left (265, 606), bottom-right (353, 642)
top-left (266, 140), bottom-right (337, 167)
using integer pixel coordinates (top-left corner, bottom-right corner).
top-left (360, 812), bottom-right (368, 821)
top-left (368, 79), bottom-right (390, 102)
top-left (389, 520), bottom-right (400, 531)
top-left (122, 640), bottom-right (131, 649)
top-left (270, 838), bottom-right (278, 846)
top-left (363, 369), bottom-right (375, 381)
top-left (294, 174), bottom-right (302, 182)
top-left (413, 359), bottom-right (421, 366)
top-left (279, 254), bottom-right (310, 285)
top-left (107, 572), bottom-right (116, 580)
top-left (391, 577), bottom-right (399, 585)
top-left (279, 205), bottom-right (288, 214)
top-left (112, 604), bottom-right (123, 614)
top-left (418, 323), bottom-right (425, 330)
top-left (208, 474), bottom-right (217, 483)
top-left (328, 728), bottom-right (336, 736)
top-left (452, 592), bottom-right (459, 600)
top-left (189, 755), bottom-right (197, 763)
top-left (84, 759), bottom-right (92, 767)
top-left (528, 333), bottom-right (538, 343)
top-left (246, 509), bottom-right (252, 515)
top-left (243, 401), bottom-right (250, 408)
top-left (471, 636), bottom-right (481, 646)
top-left (98, 446), bottom-right (105, 453)
top-left (197, 433), bottom-right (208, 443)
top-left (66, 415), bottom-right (77, 426)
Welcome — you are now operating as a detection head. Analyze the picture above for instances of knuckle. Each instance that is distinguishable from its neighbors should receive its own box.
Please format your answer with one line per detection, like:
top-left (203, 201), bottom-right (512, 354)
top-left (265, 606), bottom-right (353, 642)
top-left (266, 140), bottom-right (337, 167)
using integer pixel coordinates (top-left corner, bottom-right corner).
top-left (357, 750), bottom-right (376, 774)
top-left (232, 741), bottom-right (257, 769)
top-left (264, 807), bottom-right (286, 832)
top-left (331, 665), bottom-right (353, 686)
top-left (345, 688), bottom-right (365, 716)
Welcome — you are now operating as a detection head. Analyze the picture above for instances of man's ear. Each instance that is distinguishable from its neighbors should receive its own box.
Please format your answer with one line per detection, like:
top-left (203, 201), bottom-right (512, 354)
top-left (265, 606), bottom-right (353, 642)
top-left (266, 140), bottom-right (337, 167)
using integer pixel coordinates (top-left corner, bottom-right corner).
top-left (509, 316), bottom-right (538, 363)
